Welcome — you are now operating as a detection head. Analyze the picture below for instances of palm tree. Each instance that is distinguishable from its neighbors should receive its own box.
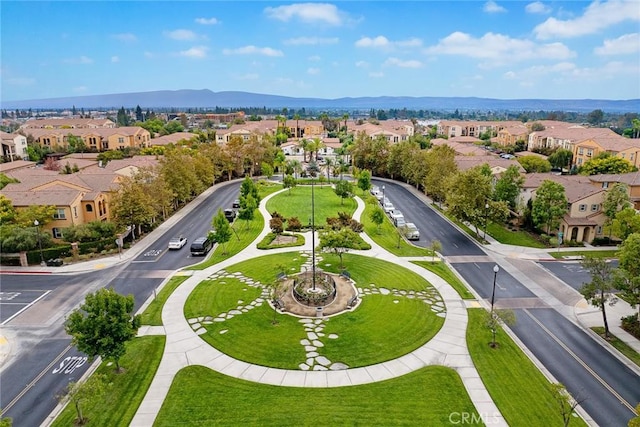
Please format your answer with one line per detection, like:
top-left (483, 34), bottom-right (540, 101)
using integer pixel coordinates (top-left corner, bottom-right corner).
top-left (287, 159), bottom-right (302, 179)
top-left (325, 157), bottom-right (334, 183)
top-left (342, 113), bottom-right (349, 133)
top-left (293, 113), bottom-right (301, 139)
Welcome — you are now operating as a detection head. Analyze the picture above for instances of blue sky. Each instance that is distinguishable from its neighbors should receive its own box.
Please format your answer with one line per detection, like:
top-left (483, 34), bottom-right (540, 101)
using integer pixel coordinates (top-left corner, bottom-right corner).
top-left (1, 1), bottom-right (639, 102)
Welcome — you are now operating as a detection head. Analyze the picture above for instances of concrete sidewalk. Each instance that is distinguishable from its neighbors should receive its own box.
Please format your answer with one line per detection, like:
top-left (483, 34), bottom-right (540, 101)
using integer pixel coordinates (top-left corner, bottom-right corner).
top-left (130, 190), bottom-right (507, 426)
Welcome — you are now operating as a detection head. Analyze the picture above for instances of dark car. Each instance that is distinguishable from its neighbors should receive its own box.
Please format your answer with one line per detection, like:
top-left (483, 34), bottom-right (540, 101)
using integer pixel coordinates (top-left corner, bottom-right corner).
top-left (232, 199), bottom-right (241, 208)
top-left (190, 237), bottom-right (212, 256)
top-left (224, 209), bottom-right (236, 222)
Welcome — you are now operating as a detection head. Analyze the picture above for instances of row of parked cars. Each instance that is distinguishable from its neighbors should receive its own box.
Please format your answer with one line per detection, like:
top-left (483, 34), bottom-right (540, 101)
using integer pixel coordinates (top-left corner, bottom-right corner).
top-left (370, 186), bottom-right (420, 240)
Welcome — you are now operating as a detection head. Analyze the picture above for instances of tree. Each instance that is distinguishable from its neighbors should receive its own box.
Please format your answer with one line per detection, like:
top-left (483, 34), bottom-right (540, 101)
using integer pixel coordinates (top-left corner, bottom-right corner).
top-left (334, 179), bottom-right (353, 205)
top-left (587, 109), bottom-right (604, 125)
top-left (65, 288), bottom-right (141, 371)
top-left (0, 195), bottom-right (17, 224)
top-left (548, 149), bottom-right (573, 170)
top-left (602, 183), bottom-right (632, 238)
top-left (369, 205), bottom-right (385, 233)
top-left (430, 239), bottom-right (442, 262)
top-left (319, 227), bottom-right (361, 268)
top-left (550, 383), bottom-right (584, 427)
top-left (357, 169), bottom-right (372, 195)
top-left (580, 155), bottom-right (635, 176)
top-left (611, 207), bottom-right (640, 240)
top-left (240, 175), bottom-right (261, 205)
top-left (57, 374), bottom-right (109, 425)
top-left (423, 144), bottom-right (456, 205)
top-left (485, 308), bottom-right (516, 348)
top-left (110, 175), bottom-right (156, 240)
top-left (237, 194), bottom-right (257, 229)
top-left (212, 209), bottom-right (232, 254)
top-left (282, 174), bottom-right (296, 195)
top-left (531, 180), bottom-right (568, 234)
top-left (616, 233), bottom-right (640, 321)
top-left (116, 107), bottom-right (130, 126)
top-left (493, 165), bottom-right (524, 211)
top-left (517, 155), bottom-right (552, 173)
top-left (580, 256), bottom-right (617, 338)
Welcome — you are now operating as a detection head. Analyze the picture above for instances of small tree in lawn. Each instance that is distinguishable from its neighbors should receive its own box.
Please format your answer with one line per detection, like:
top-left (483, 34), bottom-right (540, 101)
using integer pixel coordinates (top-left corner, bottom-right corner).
top-left (286, 216), bottom-right (302, 231)
top-left (580, 255), bottom-right (617, 339)
top-left (57, 374), bottom-right (110, 425)
top-left (549, 383), bottom-right (585, 427)
top-left (615, 233), bottom-right (640, 323)
top-left (334, 179), bottom-right (353, 205)
top-left (357, 169), bottom-right (372, 195)
top-left (65, 288), bottom-right (141, 372)
top-left (319, 228), bottom-right (360, 269)
top-left (212, 209), bottom-right (232, 255)
top-left (266, 280), bottom-right (284, 324)
top-left (237, 194), bottom-right (257, 229)
top-left (270, 215), bottom-right (285, 235)
top-left (532, 180), bottom-right (567, 234)
top-left (430, 239), bottom-right (442, 262)
top-left (369, 205), bottom-right (385, 233)
top-left (485, 308), bottom-right (516, 348)
top-left (283, 174), bottom-right (296, 195)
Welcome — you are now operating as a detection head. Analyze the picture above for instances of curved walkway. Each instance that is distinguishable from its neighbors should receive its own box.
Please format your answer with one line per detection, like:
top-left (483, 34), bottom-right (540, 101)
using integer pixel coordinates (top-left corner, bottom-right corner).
top-left (130, 189), bottom-right (506, 426)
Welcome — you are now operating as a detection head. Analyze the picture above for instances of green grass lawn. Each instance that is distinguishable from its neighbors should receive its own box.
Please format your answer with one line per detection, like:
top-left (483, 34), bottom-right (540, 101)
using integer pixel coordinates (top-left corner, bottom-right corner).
top-left (155, 365), bottom-right (481, 426)
top-left (184, 252), bottom-right (444, 369)
top-left (412, 260), bottom-right (476, 299)
top-left (361, 199), bottom-right (432, 257)
top-left (266, 185), bottom-right (357, 226)
top-left (467, 309), bottom-right (586, 426)
top-left (486, 222), bottom-right (547, 248)
top-left (591, 327), bottom-right (640, 368)
top-left (52, 336), bottom-right (165, 427)
top-left (139, 275), bottom-right (190, 326)
top-left (549, 250), bottom-right (619, 259)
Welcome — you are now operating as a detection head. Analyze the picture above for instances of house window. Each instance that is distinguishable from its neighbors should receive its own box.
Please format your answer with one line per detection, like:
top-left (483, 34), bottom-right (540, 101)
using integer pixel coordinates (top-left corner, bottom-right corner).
top-left (587, 149), bottom-right (593, 157)
top-left (73, 206), bottom-right (78, 218)
top-left (579, 204), bottom-right (587, 212)
top-left (86, 204), bottom-right (93, 212)
top-left (102, 141), bottom-right (109, 149)
top-left (631, 153), bottom-right (635, 161)
top-left (52, 228), bottom-right (63, 239)
top-left (118, 137), bottom-right (124, 143)
top-left (53, 208), bottom-right (66, 219)
top-left (577, 158), bottom-right (583, 165)
top-left (597, 226), bottom-right (603, 234)
top-left (602, 182), bottom-right (609, 189)
top-left (578, 147), bottom-right (584, 155)
top-left (591, 204), bottom-right (599, 212)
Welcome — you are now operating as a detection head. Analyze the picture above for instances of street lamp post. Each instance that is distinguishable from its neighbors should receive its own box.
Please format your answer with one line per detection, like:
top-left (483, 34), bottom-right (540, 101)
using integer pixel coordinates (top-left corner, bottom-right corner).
top-left (490, 265), bottom-right (499, 314)
top-left (484, 202), bottom-right (490, 239)
top-left (382, 185), bottom-right (386, 202)
top-left (34, 219), bottom-right (45, 266)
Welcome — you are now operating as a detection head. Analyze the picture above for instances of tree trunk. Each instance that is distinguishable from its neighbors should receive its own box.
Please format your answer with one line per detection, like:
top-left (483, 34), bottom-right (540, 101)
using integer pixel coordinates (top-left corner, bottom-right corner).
top-left (75, 401), bottom-right (84, 424)
top-left (601, 289), bottom-right (610, 338)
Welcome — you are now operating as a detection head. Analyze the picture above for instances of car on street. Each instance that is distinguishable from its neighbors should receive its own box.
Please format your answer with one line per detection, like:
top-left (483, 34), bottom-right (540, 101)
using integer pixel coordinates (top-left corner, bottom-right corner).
top-left (232, 199), bottom-right (240, 208)
top-left (190, 236), bottom-right (213, 256)
top-left (383, 201), bottom-right (395, 214)
top-left (390, 210), bottom-right (404, 225)
top-left (403, 223), bottom-right (420, 240)
top-left (168, 236), bottom-right (188, 250)
top-left (224, 208), bottom-right (237, 222)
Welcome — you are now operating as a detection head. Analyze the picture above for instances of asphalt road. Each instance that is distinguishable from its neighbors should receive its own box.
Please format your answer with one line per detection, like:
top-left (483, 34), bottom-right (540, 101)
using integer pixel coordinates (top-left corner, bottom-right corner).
top-left (539, 260), bottom-right (619, 292)
top-left (0, 180), bottom-right (241, 427)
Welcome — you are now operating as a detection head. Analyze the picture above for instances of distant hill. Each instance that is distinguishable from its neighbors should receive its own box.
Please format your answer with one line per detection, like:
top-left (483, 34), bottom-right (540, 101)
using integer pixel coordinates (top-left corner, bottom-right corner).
top-left (3, 89), bottom-right (639, 112)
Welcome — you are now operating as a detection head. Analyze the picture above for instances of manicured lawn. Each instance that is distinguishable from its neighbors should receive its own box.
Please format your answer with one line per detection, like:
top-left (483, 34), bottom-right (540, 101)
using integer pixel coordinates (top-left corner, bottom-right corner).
top-left (486, 222), bottom-right (548, 248)
top-left (361, 199), bottom-right (432, 257)
top-left (413, 260), bottom-right (476, 299)
top-left (549, 250), bottom-right (619, 259)
top-left (184, 252), bottom-right (444, 368)
top-left (140, 275), bottom-right (190, 326)
top-left (591, 327), bottom-right (640, 368)
top-left (266, 185), bottom-right (357, 227)
top-left (52, 336), bottom-right (165, 427)
top-left (467, 309), bottom-right (586, 426)
top-left (155, 365), bottom-right (481, 426)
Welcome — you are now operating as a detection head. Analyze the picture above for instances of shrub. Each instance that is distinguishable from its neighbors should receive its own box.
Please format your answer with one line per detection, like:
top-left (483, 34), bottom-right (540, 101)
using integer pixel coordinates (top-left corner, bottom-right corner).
top-left (286, 217), bottom-right (302, 231)
top-left (621, 315), bottom-right (640, 339)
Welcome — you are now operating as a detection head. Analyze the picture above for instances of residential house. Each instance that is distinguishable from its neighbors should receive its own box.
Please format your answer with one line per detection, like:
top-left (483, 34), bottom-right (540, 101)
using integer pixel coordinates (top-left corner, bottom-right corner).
top-left (148, 132), bottom-right (198, 147)
top-left (21, 118), bottom-right (115, 129)
top-left (24, 127), bottom-right (151, 152)
top-left (430, 138), bottom-right (487, 156)
top-left (1, 131), bottom-right (28, 161)
top-left (496, 124), bottom-right (529, 146)
top-left (437, 120), bottom-right (520, 138)
top-left (573, 133), bottom-right (640, 168)
top-left (454, 155), bottom-right (526, 176)
top-left (589, 171), bottom-right (640, 210)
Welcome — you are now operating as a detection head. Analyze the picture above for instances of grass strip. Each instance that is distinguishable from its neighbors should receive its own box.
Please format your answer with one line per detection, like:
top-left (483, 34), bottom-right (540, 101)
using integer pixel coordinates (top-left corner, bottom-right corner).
top-left (361, 197), bottom-right (431, 257)
top-left (486, 222), bottom-right (547, 248)
top-left (549, 250), bottom-right (619, 259)
top-left (467, 308), bottom-right (586, 426)
top-left (413, 260), bottom-right (476, 299)
top-left (155, 365), bottom-right (481, 426)
top-left (139, 275), bottom-right (190, 326)
top-left (591, 327), bottom-right (640, 368)
top-left (52, 335), bottom-right (165, 427)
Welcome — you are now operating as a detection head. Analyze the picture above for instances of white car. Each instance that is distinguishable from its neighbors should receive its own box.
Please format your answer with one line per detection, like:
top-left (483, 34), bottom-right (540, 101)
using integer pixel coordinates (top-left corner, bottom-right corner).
top-left (383, 202), bottom-right (395, 214)
top-left (168, 236), bottom-right (188, 250)
top-left (403, 223), bottom-right (420, 241)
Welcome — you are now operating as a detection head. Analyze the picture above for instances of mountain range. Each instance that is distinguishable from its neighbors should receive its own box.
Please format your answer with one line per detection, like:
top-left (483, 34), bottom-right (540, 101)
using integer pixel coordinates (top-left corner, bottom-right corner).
top-left (3, 89), bottom-right (639, 112)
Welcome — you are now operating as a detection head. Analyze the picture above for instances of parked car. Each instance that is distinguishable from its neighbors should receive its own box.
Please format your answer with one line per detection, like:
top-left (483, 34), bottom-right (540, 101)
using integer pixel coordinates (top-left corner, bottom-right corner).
top-left (383, 202), bottom-right (395, 214)
top-left (404, 223), bottom-right (420, 240)
top-left (168, 236), bottom-right (188, 250)
top-left (224, 208), bottom-right (237, 222)
top-left (395, 216), bottom-right (406, 228)
top-left (390, 210), bottom-right (404, 225)
top-left (190, 237), bottom-right (213, 256)
top-left (232, 199), bottom-right (240, 208)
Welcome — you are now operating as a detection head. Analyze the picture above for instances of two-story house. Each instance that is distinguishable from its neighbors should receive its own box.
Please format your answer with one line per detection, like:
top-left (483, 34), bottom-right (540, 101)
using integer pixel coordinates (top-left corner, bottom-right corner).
top-left (1, 131), bottom-right (29, 161)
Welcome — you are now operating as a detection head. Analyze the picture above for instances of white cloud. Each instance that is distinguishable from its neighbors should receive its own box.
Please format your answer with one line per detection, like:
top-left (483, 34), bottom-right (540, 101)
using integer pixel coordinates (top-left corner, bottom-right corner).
top-left (594, 33), bottom-right (640, 55)
top-left (308, 55), bottom-right (321, 62)
top-left (355, 36), bottom-right (422, 50)
top-left (111, 56), bottom-right (120, 63)
top-left (164, 29), bottom-right (197, 41)
top-left (265, 3), bottom-right (344, 25)
top-left (195, 17), bottom-right (219, 25)
top-left (369, 71), bottom-right (384, 78)
top-left (424, 32), bottom-right (575, 64)
top-left (180, 46), bottom-right (208, 58)
top-left (144, 51), bottom-right (154, 58)
top-left (111, 33), bottom-right (137, 42)
top-left (534, 0), bottom-right (640, 39)
top-left (6, 77), bottom-right (35, 86)
top-left (503, 60), bottom-right (638, 83)
top-left (525, 1), bottom-right (551, 14)
top-left (64, 56), bottom-right (93, 64)
top-left (484, 1), bottom-right (507, 13)
top-left (383, 57), bottom-right (423, 68)
top-left (72, 86), bottom-right (87, 93)
top-left (307, 67), bottom-right (320, 75)
top-left (355, 60), bottom-right (369, 68)
top-left (222, 45), bottom-right (284, 57)
top-left (283, 36), bottom-right (339, 45)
